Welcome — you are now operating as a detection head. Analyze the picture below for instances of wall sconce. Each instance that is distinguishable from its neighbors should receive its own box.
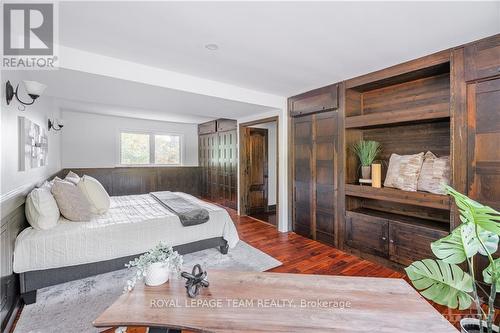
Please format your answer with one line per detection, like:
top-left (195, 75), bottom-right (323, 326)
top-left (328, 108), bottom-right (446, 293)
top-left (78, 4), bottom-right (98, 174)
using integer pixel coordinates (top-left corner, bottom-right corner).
top-left (48, 118), bottom-right (64, 131)
top-left (6, 80), bottom-right (47, 110)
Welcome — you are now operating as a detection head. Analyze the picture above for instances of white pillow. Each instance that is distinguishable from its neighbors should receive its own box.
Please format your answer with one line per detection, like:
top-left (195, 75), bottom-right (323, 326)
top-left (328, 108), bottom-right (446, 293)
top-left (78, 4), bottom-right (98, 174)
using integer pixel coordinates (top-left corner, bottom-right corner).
top-left (25, 188), bottom-right (60, 230)
top-left (77, 175), bottom-right (110, 214)
top-left (65, 171), bottom-right (81, 185)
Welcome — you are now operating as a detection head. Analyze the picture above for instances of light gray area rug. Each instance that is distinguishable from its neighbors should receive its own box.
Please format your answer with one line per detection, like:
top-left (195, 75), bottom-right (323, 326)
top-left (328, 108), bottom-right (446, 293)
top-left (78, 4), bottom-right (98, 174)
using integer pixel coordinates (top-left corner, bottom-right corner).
top-left (14, 241), bottom-right (281, 333)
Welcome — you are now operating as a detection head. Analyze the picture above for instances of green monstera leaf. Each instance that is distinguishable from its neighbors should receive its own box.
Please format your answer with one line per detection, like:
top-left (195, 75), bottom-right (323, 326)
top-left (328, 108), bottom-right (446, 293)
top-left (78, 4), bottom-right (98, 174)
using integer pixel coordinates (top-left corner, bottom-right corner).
top-left (405, 259), bottom-right (473, 310)
top-left (446, 186), bottom-right (500, 236)
top-left (431, 224), bottom-right (499, 264)
top-left (483, 258), bottom-right (500, 291)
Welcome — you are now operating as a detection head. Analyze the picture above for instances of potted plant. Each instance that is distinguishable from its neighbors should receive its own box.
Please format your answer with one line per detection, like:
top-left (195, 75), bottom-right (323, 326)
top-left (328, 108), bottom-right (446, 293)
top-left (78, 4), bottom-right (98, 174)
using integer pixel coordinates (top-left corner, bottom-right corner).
top-left (351, 140), bottom-right (381, 179)
top-left (124, 242), bottom-right (183, 291)
top-left (406, 186), bottom-right (500, 333)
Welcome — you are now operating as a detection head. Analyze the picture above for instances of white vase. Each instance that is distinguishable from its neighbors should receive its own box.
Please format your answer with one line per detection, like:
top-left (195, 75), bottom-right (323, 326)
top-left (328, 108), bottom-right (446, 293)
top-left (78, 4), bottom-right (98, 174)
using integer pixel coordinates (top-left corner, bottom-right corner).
top-left (144, 262), bottom-right (169, 286)
top-left (461, 318), bottom-right (500, 333)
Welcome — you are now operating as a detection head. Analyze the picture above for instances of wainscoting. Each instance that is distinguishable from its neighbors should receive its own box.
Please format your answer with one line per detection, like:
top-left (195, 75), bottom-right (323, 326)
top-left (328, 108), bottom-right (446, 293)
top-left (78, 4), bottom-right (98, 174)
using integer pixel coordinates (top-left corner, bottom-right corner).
top-left (58, 167), bottom-right (202, 197)
top-left (1, 205), bottom-right (27, 332)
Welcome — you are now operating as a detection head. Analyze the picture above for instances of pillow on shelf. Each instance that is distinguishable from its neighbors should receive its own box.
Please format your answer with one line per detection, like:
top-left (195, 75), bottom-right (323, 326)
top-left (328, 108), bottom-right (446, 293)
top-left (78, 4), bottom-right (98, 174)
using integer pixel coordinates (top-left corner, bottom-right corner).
top-left (51, 179), bottom-right (93, 221)
top-left (384, 152), bottom-right (425, 192)
top-left (77, 175), bottom-right (110, 214)
top-left (417, 151), bottom-right (450, 194)
top-left (64, 171), bottom-right (81, 185)
top-left (25, 187), bottom-right (60, 230)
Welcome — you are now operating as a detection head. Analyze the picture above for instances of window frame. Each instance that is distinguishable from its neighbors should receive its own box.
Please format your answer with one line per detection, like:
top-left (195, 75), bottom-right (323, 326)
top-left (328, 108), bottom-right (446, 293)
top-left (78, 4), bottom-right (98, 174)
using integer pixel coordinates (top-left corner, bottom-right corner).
top-left (117, 129), bottom-right (183, 167)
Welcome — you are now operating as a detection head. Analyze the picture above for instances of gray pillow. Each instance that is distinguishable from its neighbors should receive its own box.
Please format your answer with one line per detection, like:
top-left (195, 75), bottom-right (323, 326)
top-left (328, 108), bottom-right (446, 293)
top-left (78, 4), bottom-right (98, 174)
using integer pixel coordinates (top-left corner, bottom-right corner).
top-left (51, 179), bottom-right (93, 221)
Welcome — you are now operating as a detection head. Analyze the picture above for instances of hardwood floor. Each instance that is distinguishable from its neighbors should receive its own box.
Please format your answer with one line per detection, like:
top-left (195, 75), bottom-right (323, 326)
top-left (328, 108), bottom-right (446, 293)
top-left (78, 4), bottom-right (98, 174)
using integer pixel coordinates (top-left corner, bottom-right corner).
top-left (12, 206), bottom-right (494, 333)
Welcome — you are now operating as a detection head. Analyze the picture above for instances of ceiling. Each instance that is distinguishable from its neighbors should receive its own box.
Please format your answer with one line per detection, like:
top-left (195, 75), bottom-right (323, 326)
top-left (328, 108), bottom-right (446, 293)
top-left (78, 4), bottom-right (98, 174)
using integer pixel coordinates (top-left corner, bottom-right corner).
top-left (13, 69), bottom-right (275, 123)
top-left (60, 1), bottom-right (500, 96)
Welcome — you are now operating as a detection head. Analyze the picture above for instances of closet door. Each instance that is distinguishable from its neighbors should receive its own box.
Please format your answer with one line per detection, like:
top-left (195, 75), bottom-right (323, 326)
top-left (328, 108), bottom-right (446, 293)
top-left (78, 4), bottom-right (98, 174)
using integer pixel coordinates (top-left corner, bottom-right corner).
top-left (208, 133), bottom-right (219, 202)
top-left (219, 130), bottom-right (238, 209)
top-left (292, 115), bottom-right (313, 238)
top-left (314, 111), bottom-right (338, 245)
top-left (467, 78), bottom-right (500, 210)
top-left (199, 134), bottom-right (210, 197)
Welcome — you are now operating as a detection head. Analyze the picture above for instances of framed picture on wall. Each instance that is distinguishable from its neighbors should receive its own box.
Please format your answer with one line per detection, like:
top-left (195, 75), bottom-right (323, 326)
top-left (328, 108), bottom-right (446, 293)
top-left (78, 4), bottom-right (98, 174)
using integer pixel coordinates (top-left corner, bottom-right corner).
top-left (18, 116), bottom-right (49, 171)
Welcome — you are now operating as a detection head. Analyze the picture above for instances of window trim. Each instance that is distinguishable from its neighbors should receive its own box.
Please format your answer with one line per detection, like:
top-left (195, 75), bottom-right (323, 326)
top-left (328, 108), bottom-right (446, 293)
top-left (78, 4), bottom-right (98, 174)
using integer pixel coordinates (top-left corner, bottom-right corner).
top-left (117, 129), bottom-right (183, 167)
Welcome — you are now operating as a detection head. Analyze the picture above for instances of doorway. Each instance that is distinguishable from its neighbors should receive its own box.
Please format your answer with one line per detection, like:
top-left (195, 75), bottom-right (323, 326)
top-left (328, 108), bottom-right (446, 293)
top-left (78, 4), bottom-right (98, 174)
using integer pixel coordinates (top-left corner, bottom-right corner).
top-left (239, 117), bottom-right (279, 227)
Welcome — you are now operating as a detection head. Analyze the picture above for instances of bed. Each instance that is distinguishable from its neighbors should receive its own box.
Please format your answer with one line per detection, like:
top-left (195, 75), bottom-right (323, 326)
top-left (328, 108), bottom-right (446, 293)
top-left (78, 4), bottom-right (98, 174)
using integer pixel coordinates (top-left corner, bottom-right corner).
top-left (13, 192), bottom-right (239, 304)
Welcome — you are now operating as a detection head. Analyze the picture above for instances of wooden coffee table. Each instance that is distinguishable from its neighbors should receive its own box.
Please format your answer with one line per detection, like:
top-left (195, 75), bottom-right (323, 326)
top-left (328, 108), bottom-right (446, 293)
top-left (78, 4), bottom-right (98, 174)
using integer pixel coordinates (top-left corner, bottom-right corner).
top-left (94, 270), bottom-right (457, 332)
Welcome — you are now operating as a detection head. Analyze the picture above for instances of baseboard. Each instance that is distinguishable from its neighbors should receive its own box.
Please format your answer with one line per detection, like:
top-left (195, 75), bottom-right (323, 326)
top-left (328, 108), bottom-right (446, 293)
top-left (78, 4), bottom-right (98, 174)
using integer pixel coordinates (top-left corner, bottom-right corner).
top-left (267, 204), bottom-right (276, 212)
top-left (2, 296), bottom-right (21, 333)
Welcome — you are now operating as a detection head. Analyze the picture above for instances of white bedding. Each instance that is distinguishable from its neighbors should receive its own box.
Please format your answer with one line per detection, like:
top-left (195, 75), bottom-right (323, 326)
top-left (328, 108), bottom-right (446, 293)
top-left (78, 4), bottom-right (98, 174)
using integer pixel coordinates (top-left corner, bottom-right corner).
top-left (13, 193), bottom-right (239, 273)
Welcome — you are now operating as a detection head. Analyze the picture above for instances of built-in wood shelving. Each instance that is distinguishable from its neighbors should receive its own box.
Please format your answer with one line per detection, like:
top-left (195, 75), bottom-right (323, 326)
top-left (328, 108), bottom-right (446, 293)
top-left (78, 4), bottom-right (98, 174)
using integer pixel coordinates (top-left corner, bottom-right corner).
top-left (345, 184), bottom-right (451, 210)
top-left (345, 107), bottom-right (450, 129)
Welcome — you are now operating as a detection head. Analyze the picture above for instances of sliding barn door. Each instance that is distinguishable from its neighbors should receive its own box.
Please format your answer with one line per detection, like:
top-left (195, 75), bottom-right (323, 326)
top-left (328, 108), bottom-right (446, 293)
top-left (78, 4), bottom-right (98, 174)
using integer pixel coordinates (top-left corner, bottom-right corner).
top-left (292, 111), bottom-right (338, 243)
top-left (314, 111), bottom-right (338, 245)
top-left (292, 115), bottom-right (314, 238)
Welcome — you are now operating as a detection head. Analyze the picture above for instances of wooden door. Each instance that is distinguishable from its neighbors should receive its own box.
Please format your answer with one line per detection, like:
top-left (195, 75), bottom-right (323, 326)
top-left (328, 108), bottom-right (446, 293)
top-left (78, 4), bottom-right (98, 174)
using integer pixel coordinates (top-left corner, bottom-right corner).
top-left (292, 115), bottom-right (313, 238)
top-left (246, 128), bottom-right (268, 214)
top-left (345, 211), bottom-right (388, 257)
top-left (467, 78), bottom-right (500, 210)
top-left (314, 111), bottom-right (338, 245)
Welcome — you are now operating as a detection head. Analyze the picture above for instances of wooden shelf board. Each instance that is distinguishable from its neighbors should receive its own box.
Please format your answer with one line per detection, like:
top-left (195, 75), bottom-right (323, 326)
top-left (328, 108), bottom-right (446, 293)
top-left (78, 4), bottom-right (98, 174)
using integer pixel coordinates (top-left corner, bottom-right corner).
top-left (345, 184), bottom-right (451, 210)
top-left (345, 107), bottom-right (450, 129)
top-left (348, 208), bottom-right (449, 233)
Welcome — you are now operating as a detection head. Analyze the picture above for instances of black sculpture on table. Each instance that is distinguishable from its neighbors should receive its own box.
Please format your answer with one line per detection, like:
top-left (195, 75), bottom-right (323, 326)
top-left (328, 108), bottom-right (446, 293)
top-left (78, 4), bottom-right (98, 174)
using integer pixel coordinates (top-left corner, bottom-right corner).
top-left (181, 264), bottom-right (209, 298)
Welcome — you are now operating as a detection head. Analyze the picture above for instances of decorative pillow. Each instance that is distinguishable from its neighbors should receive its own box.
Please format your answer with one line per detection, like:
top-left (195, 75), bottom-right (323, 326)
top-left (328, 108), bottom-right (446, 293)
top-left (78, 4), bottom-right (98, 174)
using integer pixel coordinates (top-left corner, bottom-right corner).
top-left (51, 180), bottom-right (93, 221)
top-left (25, 188), bottom-right (60, 230)
top-left (77, 175), bottom-right (110, 214)
top-left (39, 176), bottom-right (61, 191)
top-left (384, 152), bottom-right (425, 192)
top-left (65, 171), bottom-right (80, 185)
top-left (417, 151), bottom-right (450, 194)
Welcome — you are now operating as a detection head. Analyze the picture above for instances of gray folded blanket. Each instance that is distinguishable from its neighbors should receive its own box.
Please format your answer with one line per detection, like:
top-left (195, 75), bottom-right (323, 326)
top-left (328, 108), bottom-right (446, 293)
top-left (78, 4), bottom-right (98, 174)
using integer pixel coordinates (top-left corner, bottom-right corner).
top-left (150, 191), bottom-right (210, 226)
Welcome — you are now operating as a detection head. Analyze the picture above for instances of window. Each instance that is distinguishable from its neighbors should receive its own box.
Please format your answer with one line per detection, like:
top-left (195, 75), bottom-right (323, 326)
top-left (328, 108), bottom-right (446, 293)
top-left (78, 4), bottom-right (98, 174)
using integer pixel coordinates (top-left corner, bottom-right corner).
top-left (120, 132), bottom-right (181, 165)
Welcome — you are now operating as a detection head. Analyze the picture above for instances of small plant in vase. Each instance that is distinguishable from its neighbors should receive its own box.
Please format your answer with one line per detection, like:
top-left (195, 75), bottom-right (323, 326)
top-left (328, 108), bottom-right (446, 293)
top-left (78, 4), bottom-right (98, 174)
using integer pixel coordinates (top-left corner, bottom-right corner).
top-left (406, 186), bottom-right (500, 333)
top-left (351, 140), bottom-right (381, 180)
top-left (124, 242), bottom-right (183, 292)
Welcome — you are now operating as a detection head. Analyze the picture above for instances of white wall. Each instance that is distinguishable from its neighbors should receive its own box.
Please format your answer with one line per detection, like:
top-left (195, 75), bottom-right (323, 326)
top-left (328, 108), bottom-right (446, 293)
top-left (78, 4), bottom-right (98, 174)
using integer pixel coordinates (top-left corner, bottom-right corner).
top-left (250, 121), bottom-right (277, 206)
top-left (1, 83), bottom-right (61, 197)
top-left (61, 110), bottom-right (199, 168)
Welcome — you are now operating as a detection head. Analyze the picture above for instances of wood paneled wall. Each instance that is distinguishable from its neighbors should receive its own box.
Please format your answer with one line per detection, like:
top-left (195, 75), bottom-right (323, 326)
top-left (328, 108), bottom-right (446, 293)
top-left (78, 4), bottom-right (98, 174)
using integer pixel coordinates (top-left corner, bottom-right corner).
top-left (58, 167), bottom-right (202, 197)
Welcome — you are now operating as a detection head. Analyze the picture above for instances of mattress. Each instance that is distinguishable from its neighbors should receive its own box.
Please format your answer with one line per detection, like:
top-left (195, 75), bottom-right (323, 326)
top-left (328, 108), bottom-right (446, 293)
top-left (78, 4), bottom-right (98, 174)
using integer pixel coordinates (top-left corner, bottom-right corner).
top-left (13, 193), bottom-right (239, 273)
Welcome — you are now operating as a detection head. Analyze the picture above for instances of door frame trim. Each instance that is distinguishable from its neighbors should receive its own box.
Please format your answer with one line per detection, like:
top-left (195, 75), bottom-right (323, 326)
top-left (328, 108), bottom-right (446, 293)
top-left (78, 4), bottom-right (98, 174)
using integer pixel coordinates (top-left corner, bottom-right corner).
top-left (239, 116), bottom-right (279, 226)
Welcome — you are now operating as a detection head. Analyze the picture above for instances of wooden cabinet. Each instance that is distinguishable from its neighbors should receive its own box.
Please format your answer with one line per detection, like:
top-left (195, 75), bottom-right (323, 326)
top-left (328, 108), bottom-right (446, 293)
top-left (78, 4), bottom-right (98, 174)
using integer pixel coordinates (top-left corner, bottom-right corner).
top-left (198, 120), bottom-right (217, 135)
top-left (346, 209), bottom-right (447, 266)
top-left (291, 110), bottom-right (338, 244)
top-left (465, 34), bottom-right (500, 82)
top-left (198, 119), bottom-right (237, 209)
top-left (345, 211), bottom-right (388, 257)
top-left (289, 84), bottom-right (338, 117)
top-left (389, 221), bottom-right (448, 266)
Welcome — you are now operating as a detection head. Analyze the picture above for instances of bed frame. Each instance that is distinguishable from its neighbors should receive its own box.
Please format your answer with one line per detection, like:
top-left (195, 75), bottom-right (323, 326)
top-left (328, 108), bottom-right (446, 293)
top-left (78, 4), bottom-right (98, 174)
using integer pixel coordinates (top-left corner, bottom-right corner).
top-left (19, 237), bottom-right (229, 304)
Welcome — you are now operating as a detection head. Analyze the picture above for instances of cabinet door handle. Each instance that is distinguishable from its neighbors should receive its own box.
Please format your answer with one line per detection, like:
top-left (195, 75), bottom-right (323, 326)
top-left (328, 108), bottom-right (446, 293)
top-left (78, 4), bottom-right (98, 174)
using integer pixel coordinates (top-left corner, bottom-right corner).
top-left (381, 236), bottom-right (387, 241)
top-left (389, 239), bottom-right (394, 243)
